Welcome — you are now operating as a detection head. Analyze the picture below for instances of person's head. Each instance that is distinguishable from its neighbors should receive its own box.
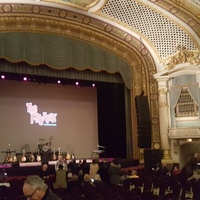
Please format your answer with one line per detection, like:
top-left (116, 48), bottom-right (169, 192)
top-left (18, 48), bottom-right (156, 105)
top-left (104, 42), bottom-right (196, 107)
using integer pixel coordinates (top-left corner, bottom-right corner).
top-left (83, 174), bottom-right (91, 182)
top-left (58, 164), bottom-right (63, 170)
top-left (23, 175), bottom-right (47, 200)
top-left (131, 169), bottom-right (138, 176)
top-left (194, 153), bottom-right (199, 158)
top-left (58, 155), bottom-right (63, 161)
top-left (113, 158), bottom-right (119, 165)
top-left (92, 158), bottom-right (98, 164)
top-left (193, 169), bottom-right (199, 175)
top-left (42, 163), bottom-right (48, 171)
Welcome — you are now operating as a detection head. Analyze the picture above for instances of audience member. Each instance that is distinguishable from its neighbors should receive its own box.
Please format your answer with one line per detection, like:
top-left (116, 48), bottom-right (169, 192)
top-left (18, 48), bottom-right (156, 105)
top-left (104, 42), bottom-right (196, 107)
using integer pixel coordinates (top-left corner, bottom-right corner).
top-left (78, 159), bottom-right (89, 175)
top-left (67, 159), bottom-right (78, 175)
top-left (98, 161), bottom-right (109, 184)
top-left (128, 169), bottom-right (139, 178)
top-left (190, 152), bottom-right (200, 170)
top-left (108, 158), bottom-right (121, 185)
top-left (39, 163), bottom-right (50, 181)
top-left (187, 169), bottom-right (200, 181)
top-left (171, 165), bottom-right (181, 176)
top-left (22, 175), bottom-right (61, 200)
top-left (89, 158), bottom-right (99, 179)
top-left (120, 170), bottom-right (128, 184)
top-left (53, 164), bottom-right (67, 189)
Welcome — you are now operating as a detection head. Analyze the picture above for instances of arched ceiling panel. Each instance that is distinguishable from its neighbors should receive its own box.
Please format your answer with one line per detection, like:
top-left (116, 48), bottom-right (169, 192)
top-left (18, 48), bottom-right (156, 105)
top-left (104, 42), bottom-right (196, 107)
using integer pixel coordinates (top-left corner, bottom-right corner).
top-left (99, 0), bottom-right (199, 60)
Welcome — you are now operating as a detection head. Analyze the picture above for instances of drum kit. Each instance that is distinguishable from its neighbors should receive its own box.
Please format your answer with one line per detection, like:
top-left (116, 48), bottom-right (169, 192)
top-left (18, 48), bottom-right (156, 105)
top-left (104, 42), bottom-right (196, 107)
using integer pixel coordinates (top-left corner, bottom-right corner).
top-left (37, 136), bottom-right (53, 152)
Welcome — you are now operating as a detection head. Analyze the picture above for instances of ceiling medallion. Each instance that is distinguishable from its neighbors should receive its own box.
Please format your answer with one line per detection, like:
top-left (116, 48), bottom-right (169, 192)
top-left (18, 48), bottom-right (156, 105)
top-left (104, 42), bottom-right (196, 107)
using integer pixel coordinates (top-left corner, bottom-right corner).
top-left (82, 16), bottom-right (91, 24)
top-left (59, 10), bottom-right (67, 18)
top-left (141, 47), bottom-right (148, 56)
top-left (32, 6), bottom-right (40, 14)
top-left (3, 4), bottom-right (12, 12)
top-left (104, 24), bottom-right (112, 32)
top-left (188, 19), bottom-right (197, 27)
top-left (169, 6), bottom-right (178, 14)
top-left (124, 34), bottom-right (132, 42)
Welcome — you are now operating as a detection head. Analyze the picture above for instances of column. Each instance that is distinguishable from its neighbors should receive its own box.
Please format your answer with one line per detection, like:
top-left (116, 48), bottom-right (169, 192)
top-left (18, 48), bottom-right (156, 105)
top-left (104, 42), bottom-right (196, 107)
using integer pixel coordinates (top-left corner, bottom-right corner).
top-left (157, 79), bottom-right (173, 162)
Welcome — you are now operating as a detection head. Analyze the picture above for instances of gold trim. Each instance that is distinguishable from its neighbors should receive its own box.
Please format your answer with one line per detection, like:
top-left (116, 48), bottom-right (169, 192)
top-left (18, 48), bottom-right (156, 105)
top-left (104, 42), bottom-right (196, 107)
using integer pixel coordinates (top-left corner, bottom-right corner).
top-left (41, 0), bottom-right (100, 10)
top-left (162, 45), bottom-right (200, 70)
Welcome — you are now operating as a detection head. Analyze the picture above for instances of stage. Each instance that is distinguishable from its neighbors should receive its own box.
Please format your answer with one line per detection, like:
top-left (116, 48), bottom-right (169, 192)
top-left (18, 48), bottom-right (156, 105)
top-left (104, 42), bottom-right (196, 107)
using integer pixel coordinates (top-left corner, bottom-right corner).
top-left (0, 158), bottom-right (139, 177)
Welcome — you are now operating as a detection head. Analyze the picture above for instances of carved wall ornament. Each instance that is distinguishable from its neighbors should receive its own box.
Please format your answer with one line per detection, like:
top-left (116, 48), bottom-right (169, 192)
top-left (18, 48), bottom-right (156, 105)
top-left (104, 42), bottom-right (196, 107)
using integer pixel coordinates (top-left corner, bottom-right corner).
top-left (158, 88), bottom-right (167, 95)
top-left (159, 101), bottom-right (167, 108)
top-left (162, 45), bottom-right (200, 70)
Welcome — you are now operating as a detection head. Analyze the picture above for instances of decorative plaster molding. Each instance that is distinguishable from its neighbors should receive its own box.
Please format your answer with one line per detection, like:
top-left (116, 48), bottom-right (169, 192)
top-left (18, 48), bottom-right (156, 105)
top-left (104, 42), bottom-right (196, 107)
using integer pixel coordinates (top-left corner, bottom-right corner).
top-left (158, 88), bottom-right (167, 95)
top-left (162, 46), bottom-right (200, 70)
top-left (169, 127), bottom-right (200, 139)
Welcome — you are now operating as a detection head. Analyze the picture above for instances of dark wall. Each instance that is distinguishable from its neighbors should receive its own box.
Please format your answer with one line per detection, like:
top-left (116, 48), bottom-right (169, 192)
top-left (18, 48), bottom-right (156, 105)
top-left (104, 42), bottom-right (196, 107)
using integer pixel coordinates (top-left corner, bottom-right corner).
top-left (97, 82), bottom-right (127, 159)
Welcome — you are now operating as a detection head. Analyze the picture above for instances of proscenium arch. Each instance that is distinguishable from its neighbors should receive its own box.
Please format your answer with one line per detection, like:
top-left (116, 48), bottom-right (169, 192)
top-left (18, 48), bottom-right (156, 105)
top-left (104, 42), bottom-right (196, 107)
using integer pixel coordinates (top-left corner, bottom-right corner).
top-left (0, 2), bottom-right (160, 159)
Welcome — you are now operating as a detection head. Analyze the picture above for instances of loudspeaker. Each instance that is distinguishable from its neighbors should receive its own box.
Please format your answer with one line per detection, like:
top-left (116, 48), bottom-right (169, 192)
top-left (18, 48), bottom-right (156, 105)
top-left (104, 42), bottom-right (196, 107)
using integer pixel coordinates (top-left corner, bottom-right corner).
top-left (135, 96), bottom-right (151, 148)
top-left (144, 149), bottom-right (163, 171)
top-left (137, 130), bottom-right (151, 148)
top-left (135, 96), bottom-right (151, 126)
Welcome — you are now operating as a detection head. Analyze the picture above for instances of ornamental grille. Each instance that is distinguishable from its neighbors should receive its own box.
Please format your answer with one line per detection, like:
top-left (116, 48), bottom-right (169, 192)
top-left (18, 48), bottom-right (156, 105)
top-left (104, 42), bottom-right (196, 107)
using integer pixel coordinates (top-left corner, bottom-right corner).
top-left (190, 0), bottom-right (200, 7)
top-left (101, 0), bottom-right (197, 59)
top-left (175, 87), bottom-right (198, 118)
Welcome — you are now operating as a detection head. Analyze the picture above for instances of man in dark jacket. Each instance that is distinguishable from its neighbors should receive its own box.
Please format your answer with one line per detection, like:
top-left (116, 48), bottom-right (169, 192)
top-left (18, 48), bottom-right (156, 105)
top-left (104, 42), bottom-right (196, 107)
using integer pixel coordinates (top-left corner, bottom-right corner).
top-left (23, 175), bottom-right (62, 200)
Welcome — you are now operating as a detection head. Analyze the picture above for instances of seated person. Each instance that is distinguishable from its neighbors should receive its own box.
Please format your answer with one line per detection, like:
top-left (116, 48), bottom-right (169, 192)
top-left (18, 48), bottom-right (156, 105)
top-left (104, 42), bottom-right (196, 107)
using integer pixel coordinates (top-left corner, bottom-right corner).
top-left (39, 163), bottom-right (50, 181)
top-left (23, 175), bottom-right (61, 200)
top-left (53, 164), bottom-right (67, 189)
top-left (188, 169), bottom-right (200, 181)
top-left (171, 165), bottom-right (181, 176)
top-left (128, 169), bottom-right (139, 178)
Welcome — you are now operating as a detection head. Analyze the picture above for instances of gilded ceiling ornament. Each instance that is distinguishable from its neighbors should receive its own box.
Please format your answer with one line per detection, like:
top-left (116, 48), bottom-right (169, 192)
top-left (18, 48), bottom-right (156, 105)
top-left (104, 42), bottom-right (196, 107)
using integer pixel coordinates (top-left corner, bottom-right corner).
top-left (162, 45), bottom-right (200, 70)
top-left (42, 0), bottom-right (98, 8)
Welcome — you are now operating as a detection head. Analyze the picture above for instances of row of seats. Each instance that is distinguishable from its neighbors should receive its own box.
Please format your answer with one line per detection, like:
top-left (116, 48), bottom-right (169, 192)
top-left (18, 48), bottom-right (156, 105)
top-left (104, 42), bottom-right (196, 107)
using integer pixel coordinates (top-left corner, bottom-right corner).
top-left (1, 167), bottom-right (200, 200)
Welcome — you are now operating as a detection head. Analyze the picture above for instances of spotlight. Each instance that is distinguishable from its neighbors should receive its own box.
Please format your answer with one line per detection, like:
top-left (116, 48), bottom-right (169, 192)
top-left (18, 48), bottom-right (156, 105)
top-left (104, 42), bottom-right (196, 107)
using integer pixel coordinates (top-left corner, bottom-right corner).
top-left (23, 77), bottom-right (27, 81)
top-left (75, 81), bottom-right (79, 86)
top-left (57, 80), bottom-right (61, 84)
top-left (1, 75), bottom-right (5, 79)
top-left (92, 83), bottom-right (95, 87)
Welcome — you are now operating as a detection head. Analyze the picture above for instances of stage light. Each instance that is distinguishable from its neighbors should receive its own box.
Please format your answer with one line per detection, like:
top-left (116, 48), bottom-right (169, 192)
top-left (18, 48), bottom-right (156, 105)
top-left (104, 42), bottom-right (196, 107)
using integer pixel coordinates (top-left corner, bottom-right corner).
top-left (23, 77), bottom-right (27, 81)
top-left (1, 75), bottom-right (5, 79)
top-left (57, 80), bottom-right (61, 84)
top-left (75, 81), bottom-right (79, 86)
top-left (92, 83), bottom-right (95, 87)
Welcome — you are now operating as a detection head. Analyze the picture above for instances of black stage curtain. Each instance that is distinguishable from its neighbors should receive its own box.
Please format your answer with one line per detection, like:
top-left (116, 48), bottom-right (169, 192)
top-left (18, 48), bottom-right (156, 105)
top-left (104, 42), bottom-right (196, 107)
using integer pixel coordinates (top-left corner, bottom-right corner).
top-left (97, 82), bottom-right (127, 159)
